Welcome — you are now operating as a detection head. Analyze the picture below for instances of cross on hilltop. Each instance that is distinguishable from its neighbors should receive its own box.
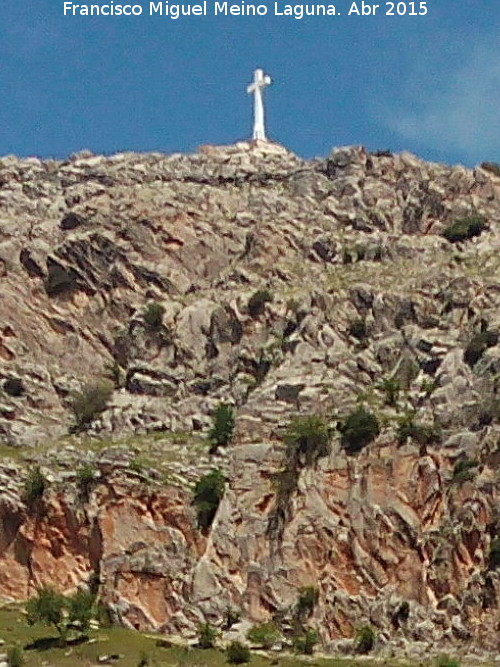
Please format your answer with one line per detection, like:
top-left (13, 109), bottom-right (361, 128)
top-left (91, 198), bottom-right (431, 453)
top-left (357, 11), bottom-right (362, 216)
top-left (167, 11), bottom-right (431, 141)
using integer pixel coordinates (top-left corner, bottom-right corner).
top-left (247, 69), bottom-right (271, 141)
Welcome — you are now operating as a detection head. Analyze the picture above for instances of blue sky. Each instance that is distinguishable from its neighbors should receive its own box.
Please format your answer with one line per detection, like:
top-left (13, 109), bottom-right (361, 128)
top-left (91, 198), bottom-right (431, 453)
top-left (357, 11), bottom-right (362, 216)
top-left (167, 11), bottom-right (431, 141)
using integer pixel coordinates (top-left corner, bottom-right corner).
top-left (0, 0), bottom-right (499, 165)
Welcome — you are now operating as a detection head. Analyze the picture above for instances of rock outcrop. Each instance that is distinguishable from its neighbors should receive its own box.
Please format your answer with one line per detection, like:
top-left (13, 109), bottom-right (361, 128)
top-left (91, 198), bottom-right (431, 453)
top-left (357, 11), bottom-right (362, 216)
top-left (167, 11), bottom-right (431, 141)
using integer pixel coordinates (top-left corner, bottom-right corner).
top-left (0, 141), bottom-right (498, 658)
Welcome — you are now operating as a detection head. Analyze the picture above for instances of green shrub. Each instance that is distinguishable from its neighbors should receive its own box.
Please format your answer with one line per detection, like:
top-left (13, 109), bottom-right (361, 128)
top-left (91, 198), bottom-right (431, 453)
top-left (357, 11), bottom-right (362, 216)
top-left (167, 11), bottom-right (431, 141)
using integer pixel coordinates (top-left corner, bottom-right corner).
top-left (198, 622), bottom-right (218, 649)
top-left (26, 586), bottom-right (94, 640)
top-left (420, 377), bottom-right (437, 397)
top-left (76, 463), bottom-right (96, 500)
top-left (96, 601), bottom-right (113, 628)
top-left (268, 417), bottom-right (329, 545)
top-left (377, 377), bottom-right (400, 407)
top-left (489, 537), bottom-right (500, 570)
top-left (71, 380), bottom-right (114, 430)
top-left (7, 645), bottom-right (24, 667)
top-left (292, 627), bottom-right (318, 655)
top-left (248, 289), bottom-right (273, 318)
top-left (192, 469), bottom-right (225, 531)
top-left (267, 466), bottom-right (300, 545)
top-left (284, 416), bottom-right (330, 467)
top-left (129, 456), bottom-right (147, 475)
top-left (340, 408), bottom-right (380, 454)
top-left (23, 466), bottom-right (48, 509)
top-left (66, 588), bottom-right (94, 634)
top-left (452, 457), bottom-right (479, 484)
top-left (223, 606), bottom-right (241, 630)
top-left (227, 641), bottom-right (251, 664)
top-left (480, 161), bottom-right (500, 177)
top-left (442, 214), bottom-right (487, 243)
top-left (347, 319), bottom-right (368, 342)
top-left (208, 403), bottom-right (235, 454)
top-left (464, 330), bottom-right (498, 367)
top-left (396, 414), bottom-right (416, 445)
top-left (435, 655), bottom-right (460, 667)
top-left (143, 302), bottom-right (165, 328)
top-left (247, 621), bottom-right (280, 649)
top-left (296, 586), bottom-right (319, 618)
top-left (355, 624), bottom-right (376, 654)
top-left (26, 587), bottom-right (67, 637)
top-left (396, 412), bottom-right (441, 446)
top-left (392, 600), bottom-right (410, 626)
top-left (417, 422), bottom-right (442, 444)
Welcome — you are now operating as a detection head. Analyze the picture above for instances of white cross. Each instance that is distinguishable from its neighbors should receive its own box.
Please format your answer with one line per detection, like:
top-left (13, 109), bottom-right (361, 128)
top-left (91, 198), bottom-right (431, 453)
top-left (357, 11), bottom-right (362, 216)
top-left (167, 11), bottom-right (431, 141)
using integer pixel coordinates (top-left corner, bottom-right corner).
top-left (247, 68), bottom-right (271, 141)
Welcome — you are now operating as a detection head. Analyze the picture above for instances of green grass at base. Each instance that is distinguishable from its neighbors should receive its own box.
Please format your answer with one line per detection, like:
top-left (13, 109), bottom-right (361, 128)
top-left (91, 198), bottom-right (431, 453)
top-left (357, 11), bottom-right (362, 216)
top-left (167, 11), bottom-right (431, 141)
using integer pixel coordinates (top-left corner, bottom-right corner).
top-left (0, 607), bottom-right (374, 667)
top-left (0, 606), bottom-right (483, 667)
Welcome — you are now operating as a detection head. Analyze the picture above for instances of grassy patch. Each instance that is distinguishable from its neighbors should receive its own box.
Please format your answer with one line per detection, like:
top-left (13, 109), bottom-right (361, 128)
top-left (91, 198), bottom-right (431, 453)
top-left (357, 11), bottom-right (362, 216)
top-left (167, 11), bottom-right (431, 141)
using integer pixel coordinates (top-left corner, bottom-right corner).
top-left (0, 444), bottom-right (28, 462)
top-left (0, 606), bottom-right (448, 667)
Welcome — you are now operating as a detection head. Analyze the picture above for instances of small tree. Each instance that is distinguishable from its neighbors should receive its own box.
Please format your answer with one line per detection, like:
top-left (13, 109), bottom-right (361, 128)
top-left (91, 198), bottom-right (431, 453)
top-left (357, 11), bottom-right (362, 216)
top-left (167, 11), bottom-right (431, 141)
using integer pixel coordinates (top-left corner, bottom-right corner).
top-left (26, 586), bottom-right (94, 641)
top-left (355, 625), bottom-right (376, 654)
top-left (26, 587), bottom-right (66, 638)
top-left (66, 589), bottom-right (94, 634)
top-left (227, 641), bottom-right (251, 664)
top-left (143, 302), bottom-right (165, 328)
top-left (296, 586), bottom-right (319, 619)
top-left (208, 403), bottom-right (235, 455)
top-left (192, 469), bottom-right (225, 531)
top-left (71, 381), bottom-right (114, 431)
top-left (198, 622), bottom-right (218, 649)
top-left (247, 621), bottom-right (280, 649)
top-left (223, 606), bottom-right (241, 630)
top-left (340, 408), bottom-right (380, 454)
top-left (292, 627), bottom-right (318, 655)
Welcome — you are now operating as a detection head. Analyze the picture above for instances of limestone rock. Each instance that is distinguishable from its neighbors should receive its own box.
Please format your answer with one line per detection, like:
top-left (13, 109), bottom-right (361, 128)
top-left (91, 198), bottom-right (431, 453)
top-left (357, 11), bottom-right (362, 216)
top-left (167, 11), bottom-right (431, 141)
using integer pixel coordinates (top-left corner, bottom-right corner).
top-left (0, 143), bottom-right (498, 655)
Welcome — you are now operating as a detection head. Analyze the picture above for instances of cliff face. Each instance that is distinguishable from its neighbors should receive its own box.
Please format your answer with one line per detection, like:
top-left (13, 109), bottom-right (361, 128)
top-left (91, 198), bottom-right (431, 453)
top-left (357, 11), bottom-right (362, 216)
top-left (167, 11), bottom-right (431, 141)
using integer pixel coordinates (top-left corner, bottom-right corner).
top-left (0, 142), bottom-right (498, 657)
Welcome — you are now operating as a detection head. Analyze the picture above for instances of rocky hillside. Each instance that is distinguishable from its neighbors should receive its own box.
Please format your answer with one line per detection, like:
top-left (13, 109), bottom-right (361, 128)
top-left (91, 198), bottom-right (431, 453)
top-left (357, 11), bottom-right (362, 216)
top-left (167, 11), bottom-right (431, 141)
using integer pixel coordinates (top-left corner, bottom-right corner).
top-left (0, 141), bottom-right (499, 661)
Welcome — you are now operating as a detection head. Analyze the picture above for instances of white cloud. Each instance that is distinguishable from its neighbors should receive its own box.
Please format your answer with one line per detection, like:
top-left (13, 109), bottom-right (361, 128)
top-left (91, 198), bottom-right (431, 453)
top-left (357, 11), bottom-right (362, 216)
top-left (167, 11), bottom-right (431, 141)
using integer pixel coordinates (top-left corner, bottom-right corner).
top-left (387, 42), bottom-right (500, 163)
